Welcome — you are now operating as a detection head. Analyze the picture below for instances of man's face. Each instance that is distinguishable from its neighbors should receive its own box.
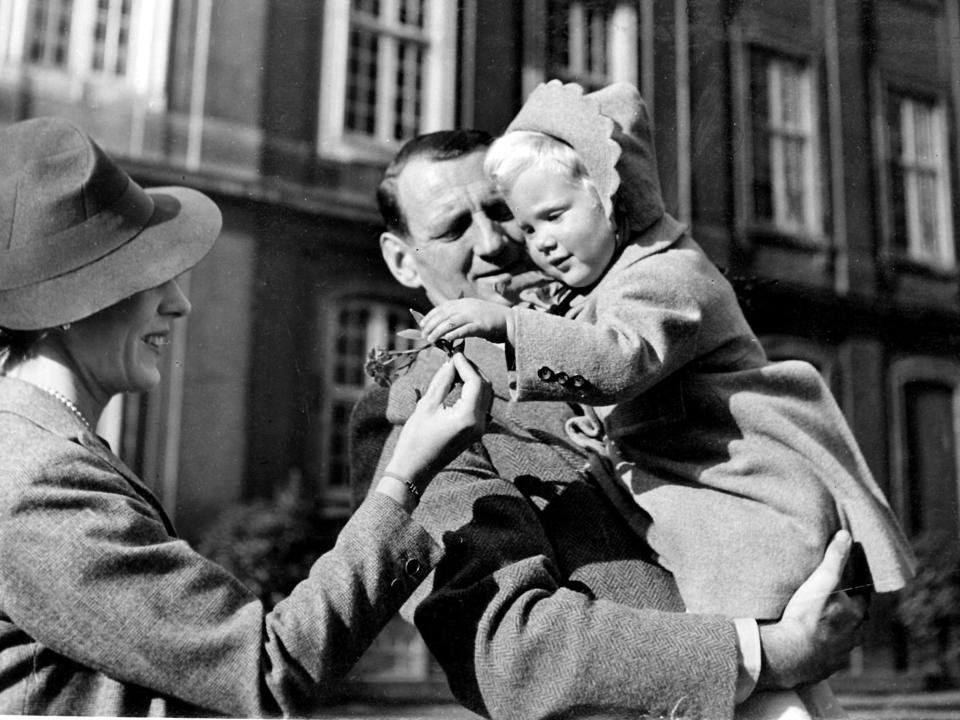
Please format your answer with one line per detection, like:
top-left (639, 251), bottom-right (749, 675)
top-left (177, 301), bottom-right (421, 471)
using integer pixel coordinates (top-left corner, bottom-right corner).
top-left (384, 150), bottom-right (545, 306)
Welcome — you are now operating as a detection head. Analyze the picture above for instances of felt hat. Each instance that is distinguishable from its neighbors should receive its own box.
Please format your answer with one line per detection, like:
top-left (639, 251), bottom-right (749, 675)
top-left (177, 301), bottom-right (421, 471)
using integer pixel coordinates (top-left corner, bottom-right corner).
top-left (0, 117), bottom-right (222, 330)
top-left (506, 80), bottom-right (665, 234)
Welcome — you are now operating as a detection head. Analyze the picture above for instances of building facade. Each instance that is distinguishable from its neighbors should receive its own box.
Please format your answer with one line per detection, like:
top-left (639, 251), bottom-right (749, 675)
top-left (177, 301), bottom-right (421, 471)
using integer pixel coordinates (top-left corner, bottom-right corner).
top-left (1, 0), bottom-right (958, 699)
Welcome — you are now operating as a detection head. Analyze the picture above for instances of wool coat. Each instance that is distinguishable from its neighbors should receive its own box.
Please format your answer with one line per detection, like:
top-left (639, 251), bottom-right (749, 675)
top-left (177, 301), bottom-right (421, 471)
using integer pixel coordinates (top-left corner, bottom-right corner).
top-left (509, 213), bottom-right (915, 618)
top-left (350, 340), bottom-right (742, 720)
top-left (0, 376), bottom-right (442, 717)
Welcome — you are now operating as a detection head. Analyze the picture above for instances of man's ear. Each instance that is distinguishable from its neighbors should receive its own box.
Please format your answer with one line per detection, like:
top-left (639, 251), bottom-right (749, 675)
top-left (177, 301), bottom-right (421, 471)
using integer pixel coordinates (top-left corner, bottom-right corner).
top-left (380, 231), bottom-right (423, 289)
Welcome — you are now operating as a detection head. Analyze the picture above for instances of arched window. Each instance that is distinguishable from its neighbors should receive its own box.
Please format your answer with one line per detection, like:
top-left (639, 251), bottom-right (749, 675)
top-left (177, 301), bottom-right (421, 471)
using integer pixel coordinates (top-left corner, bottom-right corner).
top-left (888, 357), bottom-right (960, 541)
top-left (317, 295), bottom-right (419, 509)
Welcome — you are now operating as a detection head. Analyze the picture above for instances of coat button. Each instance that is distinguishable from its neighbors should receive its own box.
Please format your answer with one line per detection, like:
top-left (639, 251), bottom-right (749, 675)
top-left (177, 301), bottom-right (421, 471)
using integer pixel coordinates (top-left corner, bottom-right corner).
top-left (389, 578), bottom-right (405, 593)
top-left (571, 375), bottom-right (586, 389)
top-left (405, 558), bottom-right (422, 577)
top-left (556, 372), bottom-right (570, 386)
top-left (537, 366), bottom-right (555, 382)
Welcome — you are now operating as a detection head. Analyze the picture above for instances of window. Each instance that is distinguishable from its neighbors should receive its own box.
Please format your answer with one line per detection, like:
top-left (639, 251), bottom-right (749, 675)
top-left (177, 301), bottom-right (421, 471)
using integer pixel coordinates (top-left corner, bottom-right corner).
top-left (884, 91), bottom-right (955, 268)
top-left (0, 0), bottom-right (171, 99)
top-left (319, 297), bottom-right (418, 504)
top-left (319, 0), bottom-right (457, 159)
top-left (889, 358), bottom-right (960, 540)
top-left (749, 49), bottom-right (822, 236)
top-left (525, 0), bottom-right (641, 95)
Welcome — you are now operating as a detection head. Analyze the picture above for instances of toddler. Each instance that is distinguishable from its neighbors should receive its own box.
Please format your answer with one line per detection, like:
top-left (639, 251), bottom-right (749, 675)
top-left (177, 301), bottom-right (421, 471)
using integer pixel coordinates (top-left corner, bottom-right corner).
top-left (419, 81), bottom-right (914, 619)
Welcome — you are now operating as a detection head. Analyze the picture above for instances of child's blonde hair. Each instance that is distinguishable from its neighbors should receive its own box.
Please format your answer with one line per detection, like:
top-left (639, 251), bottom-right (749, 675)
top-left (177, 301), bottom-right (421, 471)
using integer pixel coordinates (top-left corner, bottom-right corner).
top-left (484, 130), bottom-right (600, 201)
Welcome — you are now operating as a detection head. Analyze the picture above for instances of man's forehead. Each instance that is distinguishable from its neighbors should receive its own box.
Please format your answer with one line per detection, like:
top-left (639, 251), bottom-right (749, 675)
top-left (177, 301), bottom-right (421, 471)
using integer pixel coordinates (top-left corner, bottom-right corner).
top-left (397, 152), bottom-right (496, 216)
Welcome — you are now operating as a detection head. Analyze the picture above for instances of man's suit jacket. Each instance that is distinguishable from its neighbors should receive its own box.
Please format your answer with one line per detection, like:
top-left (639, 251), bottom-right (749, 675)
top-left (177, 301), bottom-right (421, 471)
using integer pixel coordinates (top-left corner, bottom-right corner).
top-left (0, 376), bottom-right (442, 717)
top-left (350, 339), bottom-right (741, 720)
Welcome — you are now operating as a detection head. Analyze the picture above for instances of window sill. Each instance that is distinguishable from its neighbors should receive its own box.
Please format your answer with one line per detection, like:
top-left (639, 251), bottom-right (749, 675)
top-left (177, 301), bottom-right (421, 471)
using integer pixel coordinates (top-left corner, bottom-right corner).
top-left (744, 222), bottom-right (830, 254)
top-left (317, 134), bottom-right (406, 165)
top-left (887, 254), bottom-right (958, 281)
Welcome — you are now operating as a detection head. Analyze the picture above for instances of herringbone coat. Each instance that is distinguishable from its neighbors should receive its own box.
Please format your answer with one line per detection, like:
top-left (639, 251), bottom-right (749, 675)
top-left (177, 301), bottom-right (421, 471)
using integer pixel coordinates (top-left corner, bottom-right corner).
top-left (350, 340), bottom-right (741, 720)
top-left (0, 376), bottom-right (442, 717)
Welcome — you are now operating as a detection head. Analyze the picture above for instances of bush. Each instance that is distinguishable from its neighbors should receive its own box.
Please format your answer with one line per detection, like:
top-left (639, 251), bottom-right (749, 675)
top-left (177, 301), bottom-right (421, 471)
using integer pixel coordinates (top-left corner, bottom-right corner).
top-left (198, 471), bottom-right (343, 609)
top-left (895, 532), bottom-right (960, 686)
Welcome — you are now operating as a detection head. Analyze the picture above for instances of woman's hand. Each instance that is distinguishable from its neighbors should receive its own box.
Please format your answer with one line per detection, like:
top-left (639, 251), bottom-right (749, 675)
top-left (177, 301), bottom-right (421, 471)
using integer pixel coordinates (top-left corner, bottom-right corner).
top-left (378, 353), bottom-right (493, 508)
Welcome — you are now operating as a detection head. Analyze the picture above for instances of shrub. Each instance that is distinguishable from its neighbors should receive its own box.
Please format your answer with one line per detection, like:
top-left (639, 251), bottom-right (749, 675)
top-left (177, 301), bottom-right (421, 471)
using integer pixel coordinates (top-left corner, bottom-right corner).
top-left (895, 532), bottom-right (960, 686)
top-left (198, 471), bottom-right (342, 609)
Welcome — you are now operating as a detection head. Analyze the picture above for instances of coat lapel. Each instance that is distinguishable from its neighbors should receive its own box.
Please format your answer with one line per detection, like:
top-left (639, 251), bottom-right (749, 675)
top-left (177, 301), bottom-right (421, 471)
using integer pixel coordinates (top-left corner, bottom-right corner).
top-left (0, 377), bottom-right (178, 537)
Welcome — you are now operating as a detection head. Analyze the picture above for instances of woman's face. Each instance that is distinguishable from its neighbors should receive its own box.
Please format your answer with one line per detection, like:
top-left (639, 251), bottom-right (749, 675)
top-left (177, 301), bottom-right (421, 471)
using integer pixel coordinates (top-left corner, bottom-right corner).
top-left (64, 279), bottom-right (191, 398)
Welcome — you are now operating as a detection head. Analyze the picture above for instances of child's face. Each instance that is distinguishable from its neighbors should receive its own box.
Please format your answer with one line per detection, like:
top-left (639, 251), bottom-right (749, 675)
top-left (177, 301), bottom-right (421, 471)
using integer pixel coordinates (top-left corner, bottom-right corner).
top-left (504, 162), bottom-right (616, 288)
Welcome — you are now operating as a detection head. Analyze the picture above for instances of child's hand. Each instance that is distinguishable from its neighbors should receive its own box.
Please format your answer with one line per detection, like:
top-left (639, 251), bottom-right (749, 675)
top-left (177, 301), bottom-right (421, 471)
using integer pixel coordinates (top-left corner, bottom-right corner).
top-left (421, 299), bottom-right (513, 345)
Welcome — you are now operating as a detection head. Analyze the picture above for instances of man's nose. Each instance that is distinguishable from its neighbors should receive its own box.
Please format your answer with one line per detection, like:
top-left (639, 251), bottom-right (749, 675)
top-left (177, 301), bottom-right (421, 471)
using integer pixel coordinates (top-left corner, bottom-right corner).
top-left (473, 215), bottom-right (509, 258)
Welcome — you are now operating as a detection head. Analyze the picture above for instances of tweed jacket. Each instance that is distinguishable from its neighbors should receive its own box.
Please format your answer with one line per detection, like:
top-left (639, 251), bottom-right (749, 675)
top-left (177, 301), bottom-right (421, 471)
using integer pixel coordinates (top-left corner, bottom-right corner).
top-left (0, 376), bottom-right (443, 717)
top-left (350, 339), bottom-right (742, 720)
top-left (509, 214), bottom-right (915, 618)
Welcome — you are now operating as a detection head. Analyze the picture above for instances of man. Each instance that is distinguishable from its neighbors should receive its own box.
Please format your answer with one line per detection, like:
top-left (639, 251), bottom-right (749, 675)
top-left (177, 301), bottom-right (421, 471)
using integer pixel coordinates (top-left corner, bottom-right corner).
top-left (350, 129), bottom-right (864, 719)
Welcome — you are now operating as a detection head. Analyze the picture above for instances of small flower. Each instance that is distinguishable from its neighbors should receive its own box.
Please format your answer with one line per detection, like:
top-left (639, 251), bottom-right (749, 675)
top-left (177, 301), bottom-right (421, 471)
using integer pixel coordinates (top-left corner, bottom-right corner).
top-left (363, 309), bottom-right (466, 387)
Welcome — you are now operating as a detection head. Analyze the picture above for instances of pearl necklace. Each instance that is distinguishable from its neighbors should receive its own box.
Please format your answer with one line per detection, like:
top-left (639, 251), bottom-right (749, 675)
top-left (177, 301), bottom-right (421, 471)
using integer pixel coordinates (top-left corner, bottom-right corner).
top-left (40, 386), bottom-right (93, 432)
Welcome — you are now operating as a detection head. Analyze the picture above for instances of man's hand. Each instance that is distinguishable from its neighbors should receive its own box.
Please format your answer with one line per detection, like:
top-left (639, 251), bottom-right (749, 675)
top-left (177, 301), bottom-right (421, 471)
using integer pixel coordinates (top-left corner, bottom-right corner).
top-left (757, 530), bottom-right (867, 690)
top-left (421, 298), bottom-right (514, 345)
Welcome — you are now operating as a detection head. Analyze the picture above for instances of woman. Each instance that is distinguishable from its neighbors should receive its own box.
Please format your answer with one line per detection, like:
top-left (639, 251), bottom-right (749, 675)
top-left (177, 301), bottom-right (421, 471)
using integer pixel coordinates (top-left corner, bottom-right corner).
top-left (0, 116), bottom-right (492, 717)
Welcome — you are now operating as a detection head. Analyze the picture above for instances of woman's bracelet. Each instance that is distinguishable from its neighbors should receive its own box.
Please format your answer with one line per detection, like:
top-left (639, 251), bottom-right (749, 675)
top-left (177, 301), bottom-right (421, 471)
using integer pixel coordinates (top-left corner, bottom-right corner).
top-left (381, 472), bottom-right (422, 502)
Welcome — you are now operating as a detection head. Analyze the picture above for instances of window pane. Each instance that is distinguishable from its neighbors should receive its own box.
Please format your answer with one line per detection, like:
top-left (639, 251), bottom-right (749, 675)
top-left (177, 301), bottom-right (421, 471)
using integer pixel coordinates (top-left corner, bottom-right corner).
top-left (778, 59), bottom-right (804, 130)
top-left (750, 50), bottom-right (816, 233)
top-left (887, 94), bottom-right (908, 250)
top-left (328, 400), bottom-right (354, 488)
top-left (546, 0), bottom-right (571, 73)
top-left (393, 40), bottom-right (424, 141)
top-left (343, 0), bottom-right (433, 143)
top-left (913, 102), bottom-right (936, 163)
top-left (750, 51), bottom-right (772, 222)
top-left (888, 92), bottom-right (952, 265)
top-left (333, 305), bottom-right (370, 386)
top-left (345, 28), bottom-right (379, 135)
top-left (399, 0), bottom-right (425, 28)
top-left (545, 0), bottom-right (618, 90)
top-left (917, 170), bottom-right (939, 255)
top-left (28, 0), bottom-right (73, 68)
top-left (904, 381), bottom-right (958, 541)
top-left (783, 137), bottom-right (806, 227)
top-left (354, 0), bottom-right (380, 17)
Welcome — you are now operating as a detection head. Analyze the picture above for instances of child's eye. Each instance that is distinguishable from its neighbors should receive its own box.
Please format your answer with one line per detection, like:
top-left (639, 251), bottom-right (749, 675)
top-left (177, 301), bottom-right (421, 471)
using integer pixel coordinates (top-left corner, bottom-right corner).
top-left (520, 223), bottom-right (535, 236)
top-left (547, 210), bottom-right (564, 222)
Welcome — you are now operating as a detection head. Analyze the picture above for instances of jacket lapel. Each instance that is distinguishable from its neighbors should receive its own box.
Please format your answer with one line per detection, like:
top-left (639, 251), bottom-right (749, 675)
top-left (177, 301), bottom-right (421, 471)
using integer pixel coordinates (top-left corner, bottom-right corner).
top-left (0, 377), bottom-right (178, 537)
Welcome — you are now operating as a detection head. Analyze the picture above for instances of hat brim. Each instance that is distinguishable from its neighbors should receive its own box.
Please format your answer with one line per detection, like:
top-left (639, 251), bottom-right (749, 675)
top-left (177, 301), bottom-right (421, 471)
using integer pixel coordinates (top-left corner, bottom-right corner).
top-left (0, 186), bottom-right (222, 330)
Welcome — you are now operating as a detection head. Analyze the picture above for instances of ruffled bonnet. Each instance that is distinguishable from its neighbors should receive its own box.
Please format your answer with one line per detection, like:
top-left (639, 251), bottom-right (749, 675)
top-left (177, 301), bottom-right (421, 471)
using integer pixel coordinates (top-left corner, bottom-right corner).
top-left (505, 80), bottom-right (666, 236)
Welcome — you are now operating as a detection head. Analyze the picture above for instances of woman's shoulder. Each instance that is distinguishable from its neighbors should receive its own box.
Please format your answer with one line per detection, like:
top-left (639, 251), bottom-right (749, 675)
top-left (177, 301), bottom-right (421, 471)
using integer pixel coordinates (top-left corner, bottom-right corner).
top-left (0, 405), bottom-right (129, 509)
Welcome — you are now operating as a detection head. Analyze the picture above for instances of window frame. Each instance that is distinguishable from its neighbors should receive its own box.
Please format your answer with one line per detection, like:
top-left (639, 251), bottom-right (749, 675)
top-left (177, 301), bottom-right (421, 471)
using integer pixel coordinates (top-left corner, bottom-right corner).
top-left (318, 0), bottom-right (457, 163)
top-left (731, 38), bottom-right (828, 248)
top-left (887, 356), bottom-right (960, 538)
top-left (522, 0), bottom-right (646, 98)
top-left (875, 80), bottom-right (957, 272)
top-left (0, 0), bottom-right (172, 105)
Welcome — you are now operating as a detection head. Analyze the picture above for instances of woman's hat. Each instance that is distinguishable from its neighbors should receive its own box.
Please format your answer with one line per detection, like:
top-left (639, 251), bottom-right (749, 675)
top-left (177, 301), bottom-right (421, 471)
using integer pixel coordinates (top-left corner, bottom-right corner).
top-left (0, 117), bottom-right (222, 330)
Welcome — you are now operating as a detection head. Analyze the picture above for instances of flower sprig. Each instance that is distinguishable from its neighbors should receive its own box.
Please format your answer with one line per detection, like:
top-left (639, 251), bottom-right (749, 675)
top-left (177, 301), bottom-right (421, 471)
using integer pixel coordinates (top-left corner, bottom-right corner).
top-left (364, 309), bottom-right (465, 387)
